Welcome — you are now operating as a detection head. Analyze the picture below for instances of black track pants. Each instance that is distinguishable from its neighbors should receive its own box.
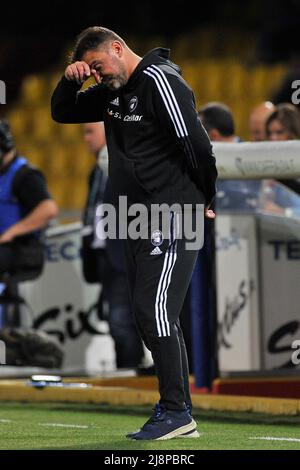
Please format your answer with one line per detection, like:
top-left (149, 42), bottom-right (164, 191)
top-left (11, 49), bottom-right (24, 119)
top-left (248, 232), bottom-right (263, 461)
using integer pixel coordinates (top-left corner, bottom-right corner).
top-left (124, 211), bottom-right (200, 410)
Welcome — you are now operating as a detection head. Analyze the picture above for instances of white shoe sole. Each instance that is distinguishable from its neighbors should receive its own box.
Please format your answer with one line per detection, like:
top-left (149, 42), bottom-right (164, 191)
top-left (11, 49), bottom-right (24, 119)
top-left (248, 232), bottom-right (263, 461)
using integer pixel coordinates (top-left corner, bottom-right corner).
top-left (155, 418), bottom-right (197, 441)
top-left (177, 428), bottom-right (200, 438)
top-left (127, 428), bottom-right (199, 439)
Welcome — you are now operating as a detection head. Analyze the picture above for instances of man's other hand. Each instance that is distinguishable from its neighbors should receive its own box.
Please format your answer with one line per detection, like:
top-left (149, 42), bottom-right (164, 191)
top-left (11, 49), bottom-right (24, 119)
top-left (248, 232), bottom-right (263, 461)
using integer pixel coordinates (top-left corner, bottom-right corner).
top-left (205, 208), bottom-right (216, 219)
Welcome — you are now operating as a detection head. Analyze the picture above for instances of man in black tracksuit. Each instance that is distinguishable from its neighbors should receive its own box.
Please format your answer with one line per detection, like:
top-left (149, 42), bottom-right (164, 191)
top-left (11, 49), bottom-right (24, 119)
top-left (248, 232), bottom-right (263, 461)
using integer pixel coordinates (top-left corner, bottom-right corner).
top-left (51, 26), bottom-right (217, 440)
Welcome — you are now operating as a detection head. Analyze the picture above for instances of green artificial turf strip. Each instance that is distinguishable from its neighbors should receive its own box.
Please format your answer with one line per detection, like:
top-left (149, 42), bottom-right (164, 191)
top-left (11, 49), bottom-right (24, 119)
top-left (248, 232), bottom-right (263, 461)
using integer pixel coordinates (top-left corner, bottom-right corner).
top-left (0, 402), bottom-right (299, 450)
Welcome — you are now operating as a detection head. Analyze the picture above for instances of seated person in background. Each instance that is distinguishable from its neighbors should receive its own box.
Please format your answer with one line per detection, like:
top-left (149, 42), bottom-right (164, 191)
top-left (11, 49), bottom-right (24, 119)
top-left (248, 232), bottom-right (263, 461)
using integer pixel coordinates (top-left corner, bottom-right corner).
top-left (264, 103), bottom-right (300, 214)
top-left (199, 102), bottom-right (261, 211)
top-left (266, 103), bottom-right (300, 141)
top-left (198, 102), bottom-right (240, 143)
top-left (0, 119), bottom-right (58, 275)
top-left (249, 101), bottom-right (275, 142)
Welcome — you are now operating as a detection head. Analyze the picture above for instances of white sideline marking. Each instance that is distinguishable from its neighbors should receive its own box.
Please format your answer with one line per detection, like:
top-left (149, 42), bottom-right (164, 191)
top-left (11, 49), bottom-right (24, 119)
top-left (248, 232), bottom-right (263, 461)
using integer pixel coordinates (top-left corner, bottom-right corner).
top-left (0, 419), bottom-right (13, 423)
top-left (40, 423), bottom-right (89, 429)
top-left (250, 437), bottom-right (300, 443)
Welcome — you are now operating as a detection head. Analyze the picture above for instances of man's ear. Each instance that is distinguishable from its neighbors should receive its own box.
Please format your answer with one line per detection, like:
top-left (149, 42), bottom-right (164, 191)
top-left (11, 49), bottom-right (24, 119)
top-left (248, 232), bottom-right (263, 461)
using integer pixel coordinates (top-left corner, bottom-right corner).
top-left (209, 129), bottom-right (221, 141)
top-left (112, 41), bottom-right (123, 57)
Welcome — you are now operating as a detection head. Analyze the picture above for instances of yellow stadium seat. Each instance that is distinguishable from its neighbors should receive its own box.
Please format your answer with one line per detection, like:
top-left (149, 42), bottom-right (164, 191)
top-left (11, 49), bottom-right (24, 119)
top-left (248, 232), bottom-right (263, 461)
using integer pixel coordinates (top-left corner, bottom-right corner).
top-left (21, 75), bottom-right (48, 106)
top-left (8, 109), bottom-right (30, 137)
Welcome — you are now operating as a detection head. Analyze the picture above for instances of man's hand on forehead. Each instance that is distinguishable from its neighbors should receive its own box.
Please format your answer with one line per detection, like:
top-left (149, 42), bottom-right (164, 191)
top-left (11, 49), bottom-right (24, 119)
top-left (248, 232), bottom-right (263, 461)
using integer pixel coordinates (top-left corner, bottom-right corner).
top-left (65, 61), bottom-right (101, 85)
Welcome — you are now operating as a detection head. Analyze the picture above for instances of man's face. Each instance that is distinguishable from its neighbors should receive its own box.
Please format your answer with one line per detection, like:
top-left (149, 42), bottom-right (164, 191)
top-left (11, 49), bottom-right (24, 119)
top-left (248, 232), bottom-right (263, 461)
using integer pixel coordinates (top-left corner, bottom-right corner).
top-left (83, 123), bottom-right (106, 154)
top-left (249, 117), bottom-right (266, 142)
top-left (83, 43), bottom-right (128, 91)
top-left (249, 104), bottom-right (275, 142)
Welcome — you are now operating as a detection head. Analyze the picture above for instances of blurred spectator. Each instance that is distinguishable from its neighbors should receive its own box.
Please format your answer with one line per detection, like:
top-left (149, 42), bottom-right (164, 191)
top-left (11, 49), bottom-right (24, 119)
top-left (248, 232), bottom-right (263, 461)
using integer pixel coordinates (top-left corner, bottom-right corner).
top-left (249, 101), bottom-right (275, 141)
top-left (82, 122), bottom-right (144, 369)
top-left (0, 119), bottom-right (58, 275)
top-left (264, 104), bottom-right (300, 211)
top-left (199, 102), bottom-right (300, 216)
top-left (199, 102), bottom-right (261, 211)
top-left (198, 102), bottom-right (239, 142)
top-left (266, 103), bottom-right (300, 141)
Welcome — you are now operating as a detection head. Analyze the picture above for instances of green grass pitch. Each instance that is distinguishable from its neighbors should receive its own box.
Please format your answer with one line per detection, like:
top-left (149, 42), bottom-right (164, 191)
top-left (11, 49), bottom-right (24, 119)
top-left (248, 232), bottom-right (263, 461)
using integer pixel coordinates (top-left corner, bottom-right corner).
top-left (0, 402), bottom-right (300, 450)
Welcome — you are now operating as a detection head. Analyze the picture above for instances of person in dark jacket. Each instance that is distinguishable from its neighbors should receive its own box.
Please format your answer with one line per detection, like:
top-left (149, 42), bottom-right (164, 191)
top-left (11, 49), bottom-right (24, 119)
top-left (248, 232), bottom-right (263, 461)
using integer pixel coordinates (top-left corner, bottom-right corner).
top-left (51, 26), bottom-right (217, 441)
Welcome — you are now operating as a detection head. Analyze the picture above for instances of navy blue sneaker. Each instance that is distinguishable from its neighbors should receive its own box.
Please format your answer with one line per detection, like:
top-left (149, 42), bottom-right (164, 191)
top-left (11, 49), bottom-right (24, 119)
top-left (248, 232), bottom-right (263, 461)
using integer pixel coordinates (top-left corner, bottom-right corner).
top-left (172, 404), bottom-right (199, 438)
top-left (186, 403), bottom-right (193, 417)
top-left (127, 404), bottom-right (197, 440)
top-left (126, 403), bottom-right (165, 439)
top-left (126, 403), bottom-right (199, 439)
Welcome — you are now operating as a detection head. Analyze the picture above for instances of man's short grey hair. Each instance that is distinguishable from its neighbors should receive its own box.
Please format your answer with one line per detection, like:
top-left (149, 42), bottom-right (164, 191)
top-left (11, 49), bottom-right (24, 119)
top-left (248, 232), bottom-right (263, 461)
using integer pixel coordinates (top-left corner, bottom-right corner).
top-left (70, 26), bottom-right (125, 63)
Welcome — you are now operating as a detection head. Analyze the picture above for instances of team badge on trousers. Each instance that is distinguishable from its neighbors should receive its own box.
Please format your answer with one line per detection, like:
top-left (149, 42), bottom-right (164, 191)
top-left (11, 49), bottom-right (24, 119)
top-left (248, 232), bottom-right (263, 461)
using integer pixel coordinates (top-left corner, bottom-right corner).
top-left (151, 230), bottom-right (164, 247)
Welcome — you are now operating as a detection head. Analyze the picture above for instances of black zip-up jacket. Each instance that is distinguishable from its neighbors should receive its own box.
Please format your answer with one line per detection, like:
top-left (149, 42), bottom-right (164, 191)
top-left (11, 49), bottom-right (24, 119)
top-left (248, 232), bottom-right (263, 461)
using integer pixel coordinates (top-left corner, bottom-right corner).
top-left (51, 48), bottom-right (217, 208)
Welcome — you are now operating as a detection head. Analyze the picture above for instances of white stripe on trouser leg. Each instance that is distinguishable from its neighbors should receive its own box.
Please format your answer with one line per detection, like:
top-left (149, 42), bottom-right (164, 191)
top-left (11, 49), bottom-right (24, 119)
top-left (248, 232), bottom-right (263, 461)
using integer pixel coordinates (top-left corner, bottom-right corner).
top-left (161, 251), bottom-right (177, 337)
top-left (158, 212), bottom-right (176, 337)
top-left (154, 213), bottom-right (178, 337)
top-left (161, 214), bottom-right (179, 336)
top-left (155, 252), bottom-right (172, 337)
top-left (154, 213), bottom-right (175, 337)
top-left (158, 249), bottom-right (175, 337)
